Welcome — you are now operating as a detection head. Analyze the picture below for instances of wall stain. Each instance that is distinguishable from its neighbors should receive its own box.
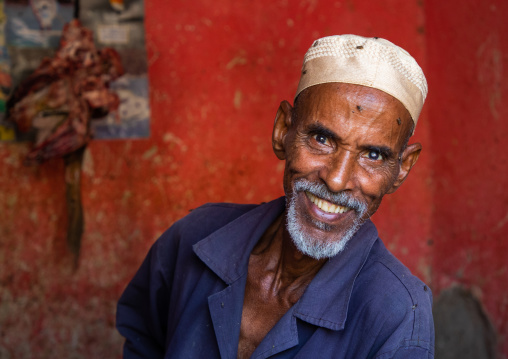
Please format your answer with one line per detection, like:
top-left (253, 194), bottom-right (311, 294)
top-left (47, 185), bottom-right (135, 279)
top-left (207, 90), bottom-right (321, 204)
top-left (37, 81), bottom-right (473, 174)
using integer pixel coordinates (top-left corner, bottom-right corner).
top-left (226, 53), bottom-right (247, 70)
top-left (234, 90), bottom-right (243, 109)
top-left (476, 34), bottom-right (503, 120)
top-left (142, 146), bottom-right (158, 160)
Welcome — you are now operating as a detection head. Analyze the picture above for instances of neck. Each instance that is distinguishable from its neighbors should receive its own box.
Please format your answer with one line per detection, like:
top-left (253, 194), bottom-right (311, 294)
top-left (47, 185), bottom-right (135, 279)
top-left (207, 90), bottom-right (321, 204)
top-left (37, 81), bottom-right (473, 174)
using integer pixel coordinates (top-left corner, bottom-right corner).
top-left (251, 214), bottom-right (326, 295)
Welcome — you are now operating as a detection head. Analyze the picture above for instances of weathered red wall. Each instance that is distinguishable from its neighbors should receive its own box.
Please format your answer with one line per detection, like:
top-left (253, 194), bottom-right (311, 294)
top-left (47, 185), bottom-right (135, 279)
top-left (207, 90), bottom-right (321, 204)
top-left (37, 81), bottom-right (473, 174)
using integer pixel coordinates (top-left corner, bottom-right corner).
top-left (2, 0), bottom-right (505, 357)
top-left (426, 0), bottom-right (508, 354)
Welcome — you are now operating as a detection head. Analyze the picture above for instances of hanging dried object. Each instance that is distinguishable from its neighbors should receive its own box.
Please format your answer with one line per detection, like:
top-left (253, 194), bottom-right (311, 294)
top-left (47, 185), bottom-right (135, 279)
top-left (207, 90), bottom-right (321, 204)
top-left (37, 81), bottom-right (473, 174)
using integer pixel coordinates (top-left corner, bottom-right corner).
top-left (7, 19), bottom-right (124, 265)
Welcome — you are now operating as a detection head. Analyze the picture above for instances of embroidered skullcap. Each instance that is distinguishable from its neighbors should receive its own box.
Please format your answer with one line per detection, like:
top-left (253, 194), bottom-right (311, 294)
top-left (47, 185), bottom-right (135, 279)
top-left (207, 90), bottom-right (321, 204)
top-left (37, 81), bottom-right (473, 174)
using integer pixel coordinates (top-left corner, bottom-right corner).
top-left (296, 34), bottom-right (428, 128)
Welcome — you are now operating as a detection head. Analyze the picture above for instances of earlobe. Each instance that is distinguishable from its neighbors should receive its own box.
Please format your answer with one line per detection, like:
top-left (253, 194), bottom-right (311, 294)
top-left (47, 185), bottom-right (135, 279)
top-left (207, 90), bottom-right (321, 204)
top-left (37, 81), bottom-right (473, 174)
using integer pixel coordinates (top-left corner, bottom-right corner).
top-left (272, 100), bottom-right (293, 160)
top-left (387, 143), bottom-right (422, 194)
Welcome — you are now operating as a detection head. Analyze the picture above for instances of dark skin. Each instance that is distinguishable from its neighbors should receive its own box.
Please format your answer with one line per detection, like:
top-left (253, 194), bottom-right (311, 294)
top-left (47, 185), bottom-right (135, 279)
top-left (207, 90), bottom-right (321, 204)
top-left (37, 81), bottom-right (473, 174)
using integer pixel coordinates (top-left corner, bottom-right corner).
top-left (237, 83), bottom-right (421, 358)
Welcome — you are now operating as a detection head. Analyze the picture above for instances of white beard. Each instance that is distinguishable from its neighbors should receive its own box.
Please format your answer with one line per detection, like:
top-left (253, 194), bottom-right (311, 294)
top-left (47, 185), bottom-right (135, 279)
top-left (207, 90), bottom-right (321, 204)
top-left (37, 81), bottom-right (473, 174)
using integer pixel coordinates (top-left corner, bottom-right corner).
top-left (286, 179), bottom-right (367, 260)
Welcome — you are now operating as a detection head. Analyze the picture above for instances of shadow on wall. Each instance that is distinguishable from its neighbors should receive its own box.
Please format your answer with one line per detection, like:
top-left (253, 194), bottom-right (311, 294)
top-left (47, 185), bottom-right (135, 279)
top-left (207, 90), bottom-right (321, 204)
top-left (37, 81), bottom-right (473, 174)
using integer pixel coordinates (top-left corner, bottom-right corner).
top-left (434, 286), bottom-right (497, 359)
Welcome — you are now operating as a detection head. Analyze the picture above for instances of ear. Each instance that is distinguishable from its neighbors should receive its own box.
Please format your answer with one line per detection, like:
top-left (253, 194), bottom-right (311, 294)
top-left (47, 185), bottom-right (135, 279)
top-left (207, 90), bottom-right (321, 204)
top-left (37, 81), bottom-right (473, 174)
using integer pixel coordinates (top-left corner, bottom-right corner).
top-left (387, 143), bottom-right (422, 194)
top-left (272, 100), bottom-right (293, 160)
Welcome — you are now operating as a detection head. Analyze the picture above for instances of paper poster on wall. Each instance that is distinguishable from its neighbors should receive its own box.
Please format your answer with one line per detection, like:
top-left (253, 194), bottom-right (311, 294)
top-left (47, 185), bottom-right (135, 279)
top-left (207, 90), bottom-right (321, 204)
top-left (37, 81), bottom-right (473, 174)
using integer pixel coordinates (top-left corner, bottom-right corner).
top-left (5, 0), bottom-right (74, 49)
top-left (0, 0), bottom-right (74, 141)
top-left (5, 0), bottom-right (75, 87)
top-left (79, 0), bottom-right (150, 139)
top-left (0, 0), bottom-right (150, 142)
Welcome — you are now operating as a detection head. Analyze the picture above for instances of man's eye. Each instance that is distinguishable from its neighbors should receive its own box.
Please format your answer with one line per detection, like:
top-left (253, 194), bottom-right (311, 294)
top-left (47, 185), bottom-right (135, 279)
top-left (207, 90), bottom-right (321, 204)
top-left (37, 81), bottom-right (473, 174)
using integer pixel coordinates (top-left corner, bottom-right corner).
top-left (313, 134), bottom-right (330, 145)
top-left (365, 150), bottom-right (383, 161)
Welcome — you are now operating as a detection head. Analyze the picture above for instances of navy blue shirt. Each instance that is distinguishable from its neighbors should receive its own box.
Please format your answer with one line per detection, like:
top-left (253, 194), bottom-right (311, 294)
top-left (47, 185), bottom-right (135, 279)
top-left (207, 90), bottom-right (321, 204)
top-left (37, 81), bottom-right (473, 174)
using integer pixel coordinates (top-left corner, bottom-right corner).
top-left (117, 198), bottom-right (434, 358)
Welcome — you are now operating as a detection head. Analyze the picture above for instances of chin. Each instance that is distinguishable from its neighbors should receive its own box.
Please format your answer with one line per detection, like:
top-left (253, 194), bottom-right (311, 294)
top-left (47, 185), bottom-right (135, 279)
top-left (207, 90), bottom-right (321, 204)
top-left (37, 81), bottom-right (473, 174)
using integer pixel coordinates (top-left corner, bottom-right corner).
top-left (286, 204), bottom-right (362, 259)
top-left (285, 179), bottom-right (368, 260)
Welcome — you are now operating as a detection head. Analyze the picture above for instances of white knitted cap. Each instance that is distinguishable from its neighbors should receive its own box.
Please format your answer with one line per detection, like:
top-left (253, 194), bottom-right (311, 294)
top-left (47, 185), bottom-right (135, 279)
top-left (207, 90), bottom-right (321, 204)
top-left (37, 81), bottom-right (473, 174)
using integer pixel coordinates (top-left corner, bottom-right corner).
top-left (296, 35), bottom-right (428, 127)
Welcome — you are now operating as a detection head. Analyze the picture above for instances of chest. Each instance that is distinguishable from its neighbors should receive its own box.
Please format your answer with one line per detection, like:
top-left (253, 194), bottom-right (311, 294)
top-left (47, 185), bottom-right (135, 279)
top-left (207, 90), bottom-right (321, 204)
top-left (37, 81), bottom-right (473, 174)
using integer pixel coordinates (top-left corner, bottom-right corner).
top-left (237, 264), bottom-right (309, 359)
top-left (163, 269), bottom-right (389, 359)
top-left (237, 286), bottom-right (292, 358)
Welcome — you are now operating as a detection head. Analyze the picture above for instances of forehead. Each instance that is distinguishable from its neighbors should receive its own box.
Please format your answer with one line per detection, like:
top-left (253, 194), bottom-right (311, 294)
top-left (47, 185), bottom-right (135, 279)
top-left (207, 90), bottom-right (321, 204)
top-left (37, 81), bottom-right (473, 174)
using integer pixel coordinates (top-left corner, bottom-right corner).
top-left (294, 83), bottom-right (412, 148)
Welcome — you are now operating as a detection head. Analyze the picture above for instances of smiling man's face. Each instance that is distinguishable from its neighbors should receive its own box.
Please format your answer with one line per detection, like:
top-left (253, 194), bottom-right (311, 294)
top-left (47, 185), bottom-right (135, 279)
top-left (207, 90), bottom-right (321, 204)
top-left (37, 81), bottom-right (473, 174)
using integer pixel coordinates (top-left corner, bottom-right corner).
top-left (272, 83), bottom-right (421, 259)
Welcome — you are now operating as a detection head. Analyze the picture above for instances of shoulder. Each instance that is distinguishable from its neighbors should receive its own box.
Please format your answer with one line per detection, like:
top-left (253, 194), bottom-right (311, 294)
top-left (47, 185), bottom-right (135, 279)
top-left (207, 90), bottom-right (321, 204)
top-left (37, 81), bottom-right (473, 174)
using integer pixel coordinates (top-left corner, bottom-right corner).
top-left (139, 201), bottom-right (262, 291)
top-left (167, 202), bottom-right (260, 240)
top-left (351, 239), bottom-right (434, 357)
top-left (153, 202), bottom-right (260, 260)
top-left (361, 239), bottom-right (433, 310)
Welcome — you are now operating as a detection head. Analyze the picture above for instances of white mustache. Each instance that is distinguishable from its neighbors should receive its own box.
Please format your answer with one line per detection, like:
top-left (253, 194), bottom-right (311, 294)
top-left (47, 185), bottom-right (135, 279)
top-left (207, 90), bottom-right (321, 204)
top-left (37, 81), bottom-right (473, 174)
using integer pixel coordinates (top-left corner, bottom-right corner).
top-left (293, 179), bottom-right (367, 215)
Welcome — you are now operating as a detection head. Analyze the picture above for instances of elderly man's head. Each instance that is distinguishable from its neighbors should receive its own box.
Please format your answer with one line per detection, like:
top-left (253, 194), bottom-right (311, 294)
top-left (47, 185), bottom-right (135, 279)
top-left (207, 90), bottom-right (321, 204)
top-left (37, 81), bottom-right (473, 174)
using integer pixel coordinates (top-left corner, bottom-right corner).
top-left (272, 35), bottom-right (427, 259)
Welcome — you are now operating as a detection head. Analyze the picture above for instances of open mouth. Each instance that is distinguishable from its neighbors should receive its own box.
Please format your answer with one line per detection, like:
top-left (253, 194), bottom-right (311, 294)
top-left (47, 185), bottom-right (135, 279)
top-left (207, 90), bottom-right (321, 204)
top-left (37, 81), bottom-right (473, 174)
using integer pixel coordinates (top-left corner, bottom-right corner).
top-left (305, 191), bottom-right (351, 214)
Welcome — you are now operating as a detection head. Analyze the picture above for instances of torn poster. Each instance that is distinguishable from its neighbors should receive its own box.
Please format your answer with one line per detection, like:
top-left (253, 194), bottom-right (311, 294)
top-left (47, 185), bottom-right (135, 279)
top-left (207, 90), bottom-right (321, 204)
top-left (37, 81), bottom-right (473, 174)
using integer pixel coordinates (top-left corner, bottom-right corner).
top-left (79, 0), bottom-right (150, 139)
top-left (0, 0), bottom-right (150, 141)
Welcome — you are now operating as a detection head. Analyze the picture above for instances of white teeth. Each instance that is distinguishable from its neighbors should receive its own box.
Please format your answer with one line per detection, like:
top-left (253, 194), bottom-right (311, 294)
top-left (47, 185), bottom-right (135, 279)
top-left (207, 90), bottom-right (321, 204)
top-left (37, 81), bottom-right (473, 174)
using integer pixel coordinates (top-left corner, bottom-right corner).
top-left (305, 191), bottom-right (350, 214)
top-left (322, 202), bottom-right (329, 212)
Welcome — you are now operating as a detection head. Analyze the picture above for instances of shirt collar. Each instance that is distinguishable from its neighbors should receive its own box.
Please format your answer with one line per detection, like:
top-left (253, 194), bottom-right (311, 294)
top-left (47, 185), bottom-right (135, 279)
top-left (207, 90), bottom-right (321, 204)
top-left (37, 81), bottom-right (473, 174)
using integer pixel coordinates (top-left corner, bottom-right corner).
top-left (193, 198), bottom-right (286, 284)
top-left (193, 196), bottom-right (379, 331)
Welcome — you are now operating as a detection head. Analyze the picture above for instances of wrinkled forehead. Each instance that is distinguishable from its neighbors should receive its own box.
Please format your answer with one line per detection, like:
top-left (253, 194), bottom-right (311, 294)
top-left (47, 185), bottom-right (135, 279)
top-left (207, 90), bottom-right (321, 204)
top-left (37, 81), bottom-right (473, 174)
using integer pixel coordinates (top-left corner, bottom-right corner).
top-left (296, 83), bottom-right (411, 117)
top-left (293, 83), bottom-right (414, 147)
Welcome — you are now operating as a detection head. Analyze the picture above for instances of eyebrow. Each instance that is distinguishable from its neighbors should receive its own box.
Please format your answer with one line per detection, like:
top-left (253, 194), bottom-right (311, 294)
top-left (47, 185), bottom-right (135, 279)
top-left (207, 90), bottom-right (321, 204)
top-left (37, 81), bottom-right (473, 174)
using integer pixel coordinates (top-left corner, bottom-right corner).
top-left (306, 123), bottom-right (339, 141)
top-left (305, 122), bottom-right (396, 159)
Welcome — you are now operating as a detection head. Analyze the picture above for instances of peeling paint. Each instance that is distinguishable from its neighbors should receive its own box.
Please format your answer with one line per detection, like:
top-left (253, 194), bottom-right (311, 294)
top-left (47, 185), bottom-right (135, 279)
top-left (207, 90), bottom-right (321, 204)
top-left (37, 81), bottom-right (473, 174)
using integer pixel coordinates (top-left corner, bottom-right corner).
top-left (122, 190), bottom-right (133, 202)
top-left (226, 54), bottom-right (247, 70)
top-left (234, 90), bottom-right (242, 109)
top-left (82, 148), bottom-right (95, 177)
top-left (163, 132), bottom-right (188, 152)
top-left (6, 194), bottom-right (18, 207)
top-left (142, 146), bottom-right (158, 160)
top-left (476, 35), bottom-right (503, 120)
top-left (29, 211), bottom-right (38, 223)
top-left (494, 211), bottom-right (508, 231)
top-left (95, 211), bottom-right (105, 222)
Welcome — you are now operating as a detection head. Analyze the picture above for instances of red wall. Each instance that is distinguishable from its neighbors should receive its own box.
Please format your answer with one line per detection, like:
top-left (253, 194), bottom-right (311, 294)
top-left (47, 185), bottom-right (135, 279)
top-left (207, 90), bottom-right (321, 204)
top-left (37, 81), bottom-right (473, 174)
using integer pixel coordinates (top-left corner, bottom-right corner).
top-left (426, 0), bottom-right (508, 354)
top-left (0, 0), bottom-right (505, 357)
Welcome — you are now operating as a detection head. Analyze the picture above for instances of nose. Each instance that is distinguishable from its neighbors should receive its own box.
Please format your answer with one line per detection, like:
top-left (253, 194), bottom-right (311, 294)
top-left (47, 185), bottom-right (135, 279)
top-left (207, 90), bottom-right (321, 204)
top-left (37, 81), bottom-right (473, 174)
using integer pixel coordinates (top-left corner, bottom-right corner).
top-left (319, 148), bottom-right (356, 193)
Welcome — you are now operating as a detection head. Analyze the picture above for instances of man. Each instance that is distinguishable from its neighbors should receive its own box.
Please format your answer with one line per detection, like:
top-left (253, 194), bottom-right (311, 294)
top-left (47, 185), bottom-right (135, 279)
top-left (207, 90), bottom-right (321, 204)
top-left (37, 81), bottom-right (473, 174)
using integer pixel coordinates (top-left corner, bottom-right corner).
top-left (117, 35), bottom-right (434, 358)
